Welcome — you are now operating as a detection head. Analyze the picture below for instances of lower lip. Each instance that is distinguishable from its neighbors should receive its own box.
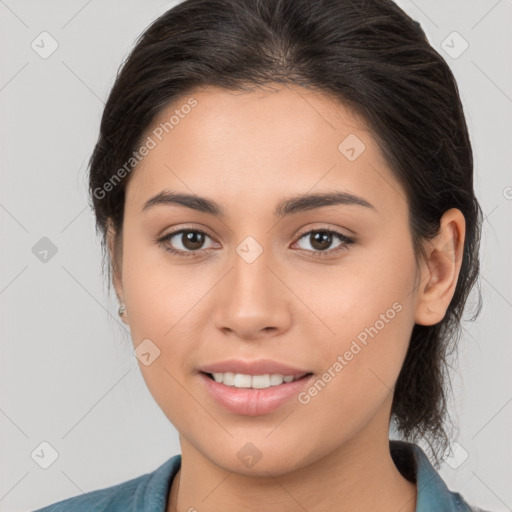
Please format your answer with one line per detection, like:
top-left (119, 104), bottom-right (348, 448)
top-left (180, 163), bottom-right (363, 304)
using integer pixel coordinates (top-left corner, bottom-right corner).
top-left (199, 372), bottom-right (314, 416)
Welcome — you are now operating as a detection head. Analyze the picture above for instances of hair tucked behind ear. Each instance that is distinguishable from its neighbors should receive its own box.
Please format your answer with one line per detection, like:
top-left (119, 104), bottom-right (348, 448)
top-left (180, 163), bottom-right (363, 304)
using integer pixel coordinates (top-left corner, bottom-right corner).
top-left (88, 0), bottom-right (482, 466)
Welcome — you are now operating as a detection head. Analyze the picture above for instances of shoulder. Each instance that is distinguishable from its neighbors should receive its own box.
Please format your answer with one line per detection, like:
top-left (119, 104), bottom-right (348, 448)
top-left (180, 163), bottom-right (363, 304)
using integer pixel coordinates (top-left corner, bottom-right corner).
top-left (32, 454), bottom-right (181, 512)
top-left (390, 440), bottom-right (495, 512)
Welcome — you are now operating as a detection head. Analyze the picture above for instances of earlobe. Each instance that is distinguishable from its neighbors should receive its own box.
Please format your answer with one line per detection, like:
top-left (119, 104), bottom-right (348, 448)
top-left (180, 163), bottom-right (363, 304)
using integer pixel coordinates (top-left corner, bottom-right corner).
top-left (414, 208), bottom-right (466, 326)
top-left (118, 303), bottom-right (128, 321)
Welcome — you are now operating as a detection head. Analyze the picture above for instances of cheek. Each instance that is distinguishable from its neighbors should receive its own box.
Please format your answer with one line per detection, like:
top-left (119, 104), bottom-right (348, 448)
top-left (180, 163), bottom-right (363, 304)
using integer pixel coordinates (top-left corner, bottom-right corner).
top-left (291, 236), bottom-right (416, 346)
top-left (293, 242), bottom-right (417, 411)
top-left (121, 228), bottom-right (202, 337)
top-left (294, 299), bottom-right (414, 448)
top-left (119, 229), bottom-right (215, 412)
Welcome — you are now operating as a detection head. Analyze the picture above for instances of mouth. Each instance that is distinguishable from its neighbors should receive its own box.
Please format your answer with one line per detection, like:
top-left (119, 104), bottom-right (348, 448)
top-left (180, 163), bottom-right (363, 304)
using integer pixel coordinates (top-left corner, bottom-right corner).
top-left (199, 370), bottom-right (315, 416)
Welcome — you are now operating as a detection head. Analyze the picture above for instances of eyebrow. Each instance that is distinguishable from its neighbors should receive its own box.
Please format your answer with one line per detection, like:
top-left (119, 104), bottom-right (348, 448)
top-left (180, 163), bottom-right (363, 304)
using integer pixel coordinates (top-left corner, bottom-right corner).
top-left (141, 189), bottom-right (376, 217)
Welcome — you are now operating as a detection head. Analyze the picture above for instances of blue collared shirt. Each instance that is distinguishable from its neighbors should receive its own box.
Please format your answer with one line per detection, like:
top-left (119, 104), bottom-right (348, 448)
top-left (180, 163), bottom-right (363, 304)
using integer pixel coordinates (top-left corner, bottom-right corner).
top-left (33, 441), bottom-right (489, 511)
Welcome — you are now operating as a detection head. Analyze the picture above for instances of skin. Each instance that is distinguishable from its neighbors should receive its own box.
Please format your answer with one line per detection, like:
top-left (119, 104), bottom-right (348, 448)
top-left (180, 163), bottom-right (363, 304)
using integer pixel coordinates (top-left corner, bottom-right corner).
top-left (107, 83), bottom-right (465, 512)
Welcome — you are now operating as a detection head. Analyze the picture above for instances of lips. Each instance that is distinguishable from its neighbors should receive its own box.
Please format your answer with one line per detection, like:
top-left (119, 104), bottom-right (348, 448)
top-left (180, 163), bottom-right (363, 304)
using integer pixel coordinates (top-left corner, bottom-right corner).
top-left (199, 371), bottom-right (315, 415)
top-left (199, 358), bottom-right (312, 376)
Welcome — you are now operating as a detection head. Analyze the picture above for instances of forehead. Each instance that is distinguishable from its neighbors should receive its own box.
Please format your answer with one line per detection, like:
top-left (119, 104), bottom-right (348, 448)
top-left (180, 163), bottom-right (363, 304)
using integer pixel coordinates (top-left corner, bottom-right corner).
top-left (125, 84), bottom-right (406, 219)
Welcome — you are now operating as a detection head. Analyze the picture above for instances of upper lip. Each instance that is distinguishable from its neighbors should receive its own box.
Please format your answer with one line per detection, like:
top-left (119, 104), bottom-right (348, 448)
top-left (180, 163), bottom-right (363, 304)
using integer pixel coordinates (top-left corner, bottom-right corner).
top-left (199, 359), bottom-right (312, 376)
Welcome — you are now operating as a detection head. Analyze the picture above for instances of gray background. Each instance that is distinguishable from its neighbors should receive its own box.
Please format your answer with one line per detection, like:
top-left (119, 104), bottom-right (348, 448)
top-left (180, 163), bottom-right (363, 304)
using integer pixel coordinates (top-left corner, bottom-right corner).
top-left (0, 1), bottom-right (511, 511)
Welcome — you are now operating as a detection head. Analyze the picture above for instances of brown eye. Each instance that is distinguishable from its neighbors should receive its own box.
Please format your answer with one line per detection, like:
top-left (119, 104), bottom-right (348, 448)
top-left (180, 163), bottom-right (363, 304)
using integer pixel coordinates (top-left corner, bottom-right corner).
top-left (180, 230), bottom-right (206, 250)
top-left (309, 231), bottom-right (334, 251)
top-left (159, 228), bottom-right (215, 257)
top-left (294, 229), bottom-right (354, 257)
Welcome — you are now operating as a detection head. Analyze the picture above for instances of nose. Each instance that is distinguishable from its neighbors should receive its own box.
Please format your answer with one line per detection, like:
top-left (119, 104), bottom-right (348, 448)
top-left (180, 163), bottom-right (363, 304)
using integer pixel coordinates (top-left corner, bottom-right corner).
top-left (212, 246), bottom-right (293, 341)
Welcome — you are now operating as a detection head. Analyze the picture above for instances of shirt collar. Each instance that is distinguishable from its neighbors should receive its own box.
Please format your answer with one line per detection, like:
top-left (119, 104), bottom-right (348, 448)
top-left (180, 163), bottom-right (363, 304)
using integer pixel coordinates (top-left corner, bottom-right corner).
top-left (390, 440), bottom-right (472, 512)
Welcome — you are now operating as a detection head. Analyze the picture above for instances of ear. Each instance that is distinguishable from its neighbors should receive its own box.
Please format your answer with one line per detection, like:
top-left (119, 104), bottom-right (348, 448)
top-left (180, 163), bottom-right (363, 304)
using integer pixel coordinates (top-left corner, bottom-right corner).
top-left (414, 208), bottom-right (466, 326)
top-left (106, 219), bottom-right (128, 324)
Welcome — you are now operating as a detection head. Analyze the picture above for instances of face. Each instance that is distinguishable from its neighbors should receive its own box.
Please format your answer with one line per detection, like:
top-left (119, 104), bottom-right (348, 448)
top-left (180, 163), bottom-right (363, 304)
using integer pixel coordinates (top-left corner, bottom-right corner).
top-left (111, 84), bottom-right (424, 476)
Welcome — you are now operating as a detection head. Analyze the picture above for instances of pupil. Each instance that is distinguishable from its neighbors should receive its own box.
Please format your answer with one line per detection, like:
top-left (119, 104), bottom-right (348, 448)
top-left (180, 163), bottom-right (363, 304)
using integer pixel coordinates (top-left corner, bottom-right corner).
top-left (183, 231), bottom-right (204, 250)
top-left (311, 231), bottom-right (331, 251)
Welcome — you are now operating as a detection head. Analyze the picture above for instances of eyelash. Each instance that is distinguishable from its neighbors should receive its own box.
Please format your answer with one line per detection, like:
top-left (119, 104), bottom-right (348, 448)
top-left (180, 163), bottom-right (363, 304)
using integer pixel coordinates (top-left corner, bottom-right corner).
top-left (157, 226), bottom-right (355, 260)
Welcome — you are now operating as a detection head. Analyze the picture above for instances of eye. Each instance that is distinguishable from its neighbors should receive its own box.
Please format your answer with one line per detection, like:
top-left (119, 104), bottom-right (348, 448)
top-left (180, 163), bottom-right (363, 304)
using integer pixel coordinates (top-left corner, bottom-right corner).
top-left (157, 226), bottom-right (355, 259)
top-left (158, 228), bottom-right (216, 258)
top-left (292, 228), bottom-right (354, 258)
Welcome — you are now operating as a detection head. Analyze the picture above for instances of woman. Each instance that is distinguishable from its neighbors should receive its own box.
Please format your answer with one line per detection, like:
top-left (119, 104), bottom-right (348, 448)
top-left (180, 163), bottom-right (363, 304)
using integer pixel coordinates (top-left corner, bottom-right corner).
top-left (34, 0), bottom-right (490, 510)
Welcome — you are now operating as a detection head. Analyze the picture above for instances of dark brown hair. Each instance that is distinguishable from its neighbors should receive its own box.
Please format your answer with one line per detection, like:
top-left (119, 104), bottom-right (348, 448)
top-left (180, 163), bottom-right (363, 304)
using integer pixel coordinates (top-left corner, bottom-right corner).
top-left (88, 0), bottom-right (482, 466)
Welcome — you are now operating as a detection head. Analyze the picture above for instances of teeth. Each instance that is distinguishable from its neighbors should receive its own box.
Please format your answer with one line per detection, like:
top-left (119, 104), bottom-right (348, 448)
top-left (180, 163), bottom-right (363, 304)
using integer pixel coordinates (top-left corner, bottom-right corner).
top-left (210, 372), bottom-right (305, 388)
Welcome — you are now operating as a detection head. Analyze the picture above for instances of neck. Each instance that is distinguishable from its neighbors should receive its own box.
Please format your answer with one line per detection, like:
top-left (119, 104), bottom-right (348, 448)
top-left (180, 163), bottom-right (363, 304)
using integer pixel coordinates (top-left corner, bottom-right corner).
top-left (168, 410), bottom-right (416, 512)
